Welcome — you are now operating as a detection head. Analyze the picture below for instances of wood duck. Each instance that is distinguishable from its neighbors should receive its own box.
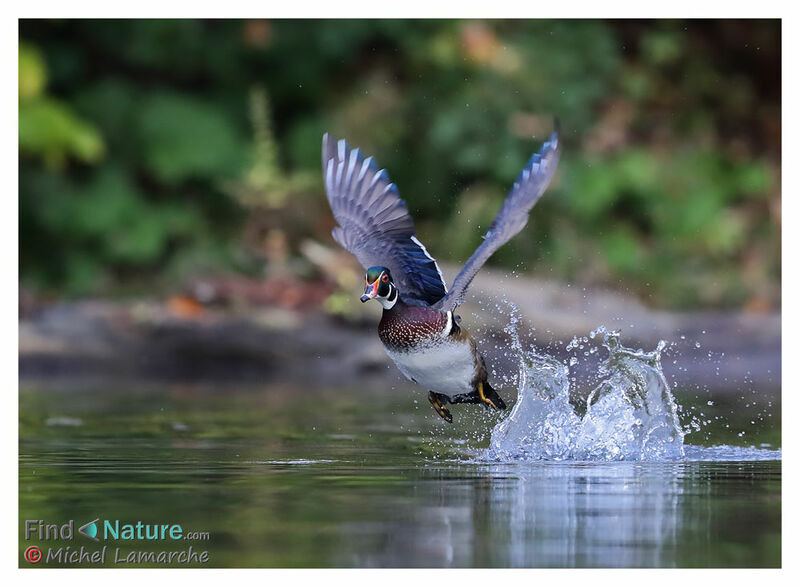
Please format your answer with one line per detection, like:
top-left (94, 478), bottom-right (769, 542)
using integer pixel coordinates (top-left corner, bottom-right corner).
top-left (322, 124), bottom-right (560, 422)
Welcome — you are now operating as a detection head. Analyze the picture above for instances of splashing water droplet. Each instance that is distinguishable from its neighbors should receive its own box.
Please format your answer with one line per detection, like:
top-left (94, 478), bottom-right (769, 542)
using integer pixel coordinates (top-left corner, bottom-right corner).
top-left (483, 316), bottom-right (685, 462)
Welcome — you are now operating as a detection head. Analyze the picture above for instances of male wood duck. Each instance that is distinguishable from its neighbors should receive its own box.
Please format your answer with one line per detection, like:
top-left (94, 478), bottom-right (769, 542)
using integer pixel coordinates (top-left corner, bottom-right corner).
top-left (322, 124), bottom-right (560, 422)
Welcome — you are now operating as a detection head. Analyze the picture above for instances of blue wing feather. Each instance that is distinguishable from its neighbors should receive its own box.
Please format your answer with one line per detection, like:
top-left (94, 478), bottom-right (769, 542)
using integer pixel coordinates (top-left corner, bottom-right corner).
top-left (322, 134), bottom-right (448, 306)
top-left (434, 122), bottom-right (561, 311)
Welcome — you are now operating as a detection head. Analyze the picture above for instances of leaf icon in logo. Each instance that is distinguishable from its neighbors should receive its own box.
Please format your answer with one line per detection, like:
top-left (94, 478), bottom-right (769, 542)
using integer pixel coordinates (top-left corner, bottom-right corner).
top-left (79, 518), bottom-right (99, 541)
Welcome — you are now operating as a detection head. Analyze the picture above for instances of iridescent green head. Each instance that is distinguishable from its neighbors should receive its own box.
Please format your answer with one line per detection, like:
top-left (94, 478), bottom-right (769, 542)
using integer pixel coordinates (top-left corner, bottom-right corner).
top-left (361, 266), bottom-right (397, 309)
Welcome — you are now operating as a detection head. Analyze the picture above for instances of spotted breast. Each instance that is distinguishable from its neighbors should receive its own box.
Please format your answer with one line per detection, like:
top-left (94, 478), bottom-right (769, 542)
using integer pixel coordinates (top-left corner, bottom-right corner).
top-left (379, 301), bottom-right (478, 397)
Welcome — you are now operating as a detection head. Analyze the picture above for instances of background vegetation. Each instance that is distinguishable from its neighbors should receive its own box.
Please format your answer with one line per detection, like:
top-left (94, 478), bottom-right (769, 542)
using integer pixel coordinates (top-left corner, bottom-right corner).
top-left (19, 19), bottom-right (781, 310)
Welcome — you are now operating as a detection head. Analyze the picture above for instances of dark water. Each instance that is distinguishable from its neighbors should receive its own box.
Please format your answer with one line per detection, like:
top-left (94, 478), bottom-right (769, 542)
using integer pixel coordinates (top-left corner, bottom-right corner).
top-left (19, 382), bottom-right (780, 567)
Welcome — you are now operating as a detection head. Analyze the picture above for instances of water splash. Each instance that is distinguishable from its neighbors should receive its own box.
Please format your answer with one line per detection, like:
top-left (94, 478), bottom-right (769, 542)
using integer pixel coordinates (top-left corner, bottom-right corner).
top-left (483, 311), bottom-right (780, 463)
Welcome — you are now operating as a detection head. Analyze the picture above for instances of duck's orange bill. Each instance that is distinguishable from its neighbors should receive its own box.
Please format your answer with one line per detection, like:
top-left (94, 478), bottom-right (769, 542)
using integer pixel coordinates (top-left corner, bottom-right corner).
top-left (360, 279), bottom-right (379, 302)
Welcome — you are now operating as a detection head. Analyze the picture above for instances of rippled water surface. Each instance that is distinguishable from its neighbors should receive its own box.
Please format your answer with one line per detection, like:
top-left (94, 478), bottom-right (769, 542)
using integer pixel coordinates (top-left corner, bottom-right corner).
top-left (20, 374), bottom-right (780, 567)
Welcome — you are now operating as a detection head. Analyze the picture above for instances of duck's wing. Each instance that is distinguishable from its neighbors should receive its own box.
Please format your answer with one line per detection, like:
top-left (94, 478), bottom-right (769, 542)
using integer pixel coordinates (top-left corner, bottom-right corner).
top-left (433, 124), bottom-right (561, 312)
top-left (322, 133), bottom-right (447, 306)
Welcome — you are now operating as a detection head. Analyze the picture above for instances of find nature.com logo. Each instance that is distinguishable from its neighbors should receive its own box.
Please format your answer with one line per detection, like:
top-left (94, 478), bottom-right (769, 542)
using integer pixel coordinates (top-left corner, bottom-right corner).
top-left (22, 518), bottom-right (210, 566)
top-left (79, 519), bottom-right (99, 541)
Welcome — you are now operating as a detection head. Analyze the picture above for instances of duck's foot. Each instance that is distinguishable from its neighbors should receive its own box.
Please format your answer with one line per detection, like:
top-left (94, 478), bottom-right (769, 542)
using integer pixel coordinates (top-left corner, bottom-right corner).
top-left (477, 381), bottom-right (505, 410)
top-left (428, 391), bottom-right (453, 423)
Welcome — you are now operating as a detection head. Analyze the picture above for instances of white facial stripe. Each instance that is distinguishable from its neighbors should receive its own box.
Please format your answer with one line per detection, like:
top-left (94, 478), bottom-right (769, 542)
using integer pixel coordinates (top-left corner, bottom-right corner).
top-left (378, 283), bottom-right (397, 310)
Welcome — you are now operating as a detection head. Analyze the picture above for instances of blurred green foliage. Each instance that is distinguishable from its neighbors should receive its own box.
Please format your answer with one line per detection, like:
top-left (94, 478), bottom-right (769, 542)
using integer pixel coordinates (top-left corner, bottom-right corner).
top-left (19, 42), bottom-right (104, 166)
top-left (19, 20), bottom-right (780, 308)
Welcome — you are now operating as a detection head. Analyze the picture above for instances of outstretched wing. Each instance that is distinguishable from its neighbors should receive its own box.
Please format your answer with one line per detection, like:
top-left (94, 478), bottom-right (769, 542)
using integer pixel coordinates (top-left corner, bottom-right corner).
top-left (433, 124), bottom-right (561, 312)
top-left (322, 133), bottom-right (447, 306)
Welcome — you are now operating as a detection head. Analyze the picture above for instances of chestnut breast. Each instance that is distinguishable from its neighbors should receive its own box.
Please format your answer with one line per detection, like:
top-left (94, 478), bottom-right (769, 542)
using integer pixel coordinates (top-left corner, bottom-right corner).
top-left (378, 302), bottom-right (449, 350)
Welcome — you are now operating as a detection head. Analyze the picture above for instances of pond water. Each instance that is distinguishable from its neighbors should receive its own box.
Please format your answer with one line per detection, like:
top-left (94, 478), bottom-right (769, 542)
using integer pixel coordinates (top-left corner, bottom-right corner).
top-left (20, 374), bottom-right (780, 567)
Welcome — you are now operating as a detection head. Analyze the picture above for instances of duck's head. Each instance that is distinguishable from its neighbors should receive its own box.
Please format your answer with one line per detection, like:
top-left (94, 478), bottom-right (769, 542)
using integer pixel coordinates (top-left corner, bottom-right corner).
top-left (361, 266), bottom-right (398, 309)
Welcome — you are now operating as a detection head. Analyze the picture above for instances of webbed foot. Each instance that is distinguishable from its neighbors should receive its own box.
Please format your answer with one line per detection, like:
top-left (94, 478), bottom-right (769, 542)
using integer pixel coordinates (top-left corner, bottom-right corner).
top-left (428, 391), bottom-right (453, 423)
top-left (477, 381), bottom-right (506, 410)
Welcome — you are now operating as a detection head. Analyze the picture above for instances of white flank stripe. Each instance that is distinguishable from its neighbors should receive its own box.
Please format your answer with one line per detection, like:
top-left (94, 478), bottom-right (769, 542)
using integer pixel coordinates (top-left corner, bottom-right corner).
top-left (443, 311), bottom-right (453, 336)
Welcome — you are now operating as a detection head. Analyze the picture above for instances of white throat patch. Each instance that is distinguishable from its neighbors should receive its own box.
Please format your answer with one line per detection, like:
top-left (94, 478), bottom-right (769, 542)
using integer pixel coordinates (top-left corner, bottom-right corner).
top-left (378, 285), bottom-right (397, 310)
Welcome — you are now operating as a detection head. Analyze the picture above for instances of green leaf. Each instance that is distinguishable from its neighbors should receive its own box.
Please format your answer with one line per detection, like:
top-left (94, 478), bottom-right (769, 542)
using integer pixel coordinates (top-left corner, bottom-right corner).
top-left (602, 227), bottom-right (642, 274)
top-left (137, 92), bottom-right (246, 184)
top-left (19, 42), bottom-right (46, 101)
top-left (19, 97), bottom-right (105, 166)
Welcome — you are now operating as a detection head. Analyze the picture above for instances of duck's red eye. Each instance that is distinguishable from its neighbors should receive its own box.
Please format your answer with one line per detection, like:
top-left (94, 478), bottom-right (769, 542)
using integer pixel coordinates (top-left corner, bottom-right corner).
top-left (382, 274), bottom-right (389, 282)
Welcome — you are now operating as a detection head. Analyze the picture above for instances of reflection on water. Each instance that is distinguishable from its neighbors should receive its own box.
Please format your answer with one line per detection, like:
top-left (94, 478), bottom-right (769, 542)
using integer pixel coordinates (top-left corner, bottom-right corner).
top-left (19, 383), bottom-right (780, 567)
top-left (338, 460), bottom-right (779, 567)
top-left (485, 463), bottom-right (683, 567)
